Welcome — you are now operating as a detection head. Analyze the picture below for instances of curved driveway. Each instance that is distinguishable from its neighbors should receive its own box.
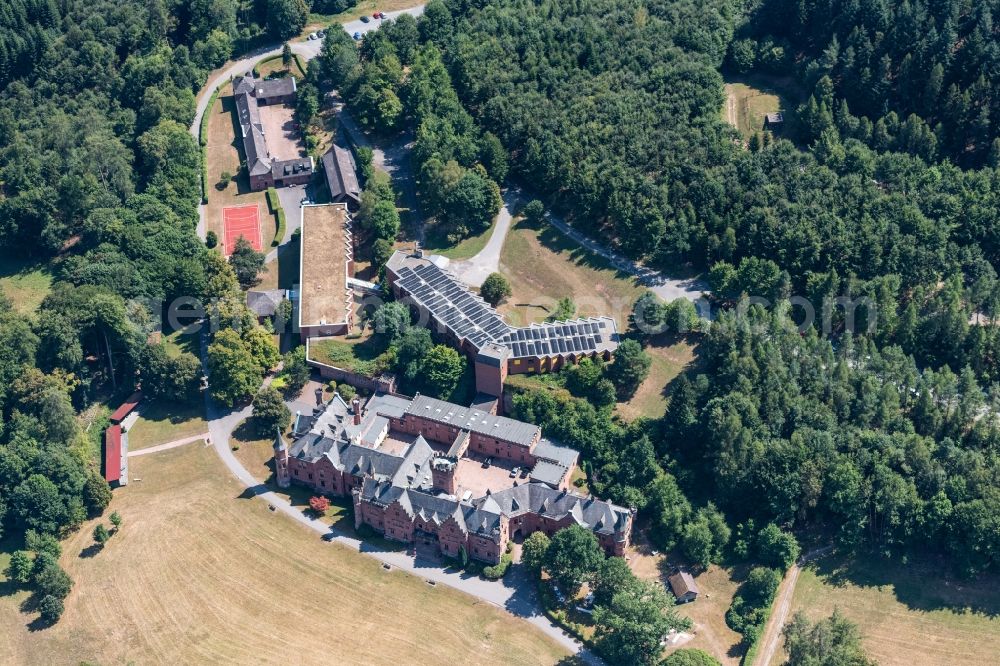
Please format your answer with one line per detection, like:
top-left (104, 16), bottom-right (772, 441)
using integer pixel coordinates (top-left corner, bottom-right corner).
top-left (201, 367), bottom-right (599, 662)
top-left (190, 6), bottom-right (426, 239)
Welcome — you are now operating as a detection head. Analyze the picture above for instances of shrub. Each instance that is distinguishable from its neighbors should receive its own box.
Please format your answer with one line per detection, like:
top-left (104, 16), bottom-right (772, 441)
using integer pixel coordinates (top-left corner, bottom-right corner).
top-left (5, 551), bottom-right (33, 584)
top-left (38, 594), bottom-right (65, 624)
top-left (482, 552), bottom-right (512, 580)
top-left (206, 230), bottom-right (218, 248)
top-left (309, 496), bottom-right (330, 516)
top-left (92, 524), bottom-right (110, 546)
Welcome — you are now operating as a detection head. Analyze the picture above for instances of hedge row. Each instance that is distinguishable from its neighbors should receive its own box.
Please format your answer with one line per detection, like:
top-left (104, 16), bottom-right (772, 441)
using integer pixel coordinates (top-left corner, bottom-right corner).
top-left (199, 85), bottom-right (223, 204)
top-left (267, 187), bottom-right (286, 246)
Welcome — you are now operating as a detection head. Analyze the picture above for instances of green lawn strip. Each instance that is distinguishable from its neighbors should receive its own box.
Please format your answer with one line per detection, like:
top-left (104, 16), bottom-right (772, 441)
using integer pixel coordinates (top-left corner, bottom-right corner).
top-left (0, 252), bottom-right (54, 314)
top-left (200, 84), bottom-right (223, 204)
top-left (422, 216), bottom-right (499, 261)
top-left (266, 187), bottom-right (287, 246)
top-left (308, 336), bottom-right (387, 377)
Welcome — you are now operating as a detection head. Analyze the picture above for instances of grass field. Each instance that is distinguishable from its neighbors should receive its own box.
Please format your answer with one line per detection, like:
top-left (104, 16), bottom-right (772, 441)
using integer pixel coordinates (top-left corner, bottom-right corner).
top-left (628, 531), bottom-right (745, 665)
top-left (423, 217), bottom-right (499, 261)
top-left (308, 334), bottom-right (385, 376)
top-left (305, 0), bottom-right (423, 31)
top-left (498, 219), bottom-right (644, 329)
top-left (0, 444), bottom-right (570, 665)
top-left (127, 401), bottom-right (207, 451)
top-left (617, 334), bottom-right (698, 421)
top-left (205, 85), bottom-right (276, 253)
top-left (0, 252), bottom-right (53, 314)
top-left (779, 556), bottom-right (1000, 666)
top-left (722, 74), bottom-right (799, 140)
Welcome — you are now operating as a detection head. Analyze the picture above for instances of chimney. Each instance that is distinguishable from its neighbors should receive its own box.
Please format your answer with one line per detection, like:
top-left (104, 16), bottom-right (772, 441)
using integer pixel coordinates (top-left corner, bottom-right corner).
top-left (352, 397), bottom-right (362, 425)
top-left (315, 387), bottom-right (324, 406)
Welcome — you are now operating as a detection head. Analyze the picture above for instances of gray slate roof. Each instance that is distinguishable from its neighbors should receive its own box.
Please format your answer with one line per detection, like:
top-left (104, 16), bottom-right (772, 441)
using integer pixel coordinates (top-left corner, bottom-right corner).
top-left (322, 145), bottom-right (361, 204)
top-left (246, 289), bottom-right (287, 317)
top-left (405, 394), bottom-right (540, 447)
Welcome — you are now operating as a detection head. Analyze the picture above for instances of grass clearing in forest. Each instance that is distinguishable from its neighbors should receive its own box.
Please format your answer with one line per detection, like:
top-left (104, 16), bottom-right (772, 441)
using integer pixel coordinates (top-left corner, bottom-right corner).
top-left (617, 334), bottom-right (698, 421)
top-left (722, 74), bottom-right (798, 140)
top-left (0, 252), bottom-right (53, 314)
top-left (780, 556), bottom-right (1000, 666)
top-left (498, 218), bottom-right (643, 330)
top-left (0, 444), bottom-right (570, 666)
top-left (628, 531), bottom-right (745, 665)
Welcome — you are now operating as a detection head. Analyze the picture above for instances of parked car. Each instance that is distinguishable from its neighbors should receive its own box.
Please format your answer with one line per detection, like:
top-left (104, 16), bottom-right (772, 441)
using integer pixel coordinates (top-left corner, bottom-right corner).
top-left (360, 15), bottom-right (370, 23)
top-left (353, 31), bottom-right (361, 40)
top-left (307, 32), bottom-right (318, 40)
top-left (509, 466), bottom-right (520, 478)
top-left (317, 29), bottom-right (326, 37)
top-left (482, 457), bottom-right (493, 468)
top-left (551, 584), bottom-right (567, 605)
top-left (377, 11), bottom-right (386, 18)
top-left (372, 11), bottom-right (380, 18)
top-left (300, 197), bottom-right (311, 206)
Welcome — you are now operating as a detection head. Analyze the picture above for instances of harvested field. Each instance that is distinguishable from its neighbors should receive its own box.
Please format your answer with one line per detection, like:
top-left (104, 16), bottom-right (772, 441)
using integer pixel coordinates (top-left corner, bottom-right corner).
top-left (780, 556), bottom-right (1000, 666)
top-left (0, 444), bottom-right (570, 665)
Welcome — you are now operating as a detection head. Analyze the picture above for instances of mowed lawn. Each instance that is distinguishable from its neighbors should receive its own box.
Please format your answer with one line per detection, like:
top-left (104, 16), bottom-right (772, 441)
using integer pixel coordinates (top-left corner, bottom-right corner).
top-left (0, 444), bottom-right (570, 666)
top-left (618, 334), bottom-right (698, 421)
top-left (205, 85), bottom-right (275, 252)
top-left (780, 557), bottom-right (1000, 666)
top-left (423, 215), bottom-right (499, 261)
top-left (126, 400), bottom-right (207, 451)
top-left (0, 251), bottom-right (53, 314)
top-left (498, 219), bottom-right (643, 329)
top-left (628, 532), bottom-right (745, 665)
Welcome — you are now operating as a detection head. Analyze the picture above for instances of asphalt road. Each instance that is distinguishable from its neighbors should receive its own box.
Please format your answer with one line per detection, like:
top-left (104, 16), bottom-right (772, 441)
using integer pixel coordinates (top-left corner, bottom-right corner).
top-left (189, 5), bottom-right (426, 239)
top-left (198, 343), bottom-right (600, 662)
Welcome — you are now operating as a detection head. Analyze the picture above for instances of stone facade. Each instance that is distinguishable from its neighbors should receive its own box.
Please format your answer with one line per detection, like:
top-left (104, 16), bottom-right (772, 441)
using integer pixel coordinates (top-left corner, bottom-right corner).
top-left (275, 392), bottom-right (634, 564)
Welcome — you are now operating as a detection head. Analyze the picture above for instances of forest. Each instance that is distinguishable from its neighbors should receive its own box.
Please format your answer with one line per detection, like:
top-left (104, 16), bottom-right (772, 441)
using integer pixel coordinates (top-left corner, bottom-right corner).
top-left (0, 0), bottom-right (998, 638)
top-left (338, 0), bottom-right (1000, 580)
top-left (0, 0), bottom-right (319, 623)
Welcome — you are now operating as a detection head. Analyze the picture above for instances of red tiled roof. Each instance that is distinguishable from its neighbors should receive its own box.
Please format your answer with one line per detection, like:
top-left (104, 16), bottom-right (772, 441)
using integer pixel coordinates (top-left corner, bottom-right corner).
top-left (104, 425), bottom-right (122, 483)
top-left (110, 391), bottom-right (142, 423)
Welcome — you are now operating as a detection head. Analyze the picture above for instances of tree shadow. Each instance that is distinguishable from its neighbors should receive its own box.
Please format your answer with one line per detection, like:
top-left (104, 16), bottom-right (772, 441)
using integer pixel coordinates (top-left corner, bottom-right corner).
top-left (79, 543), bottom-right (104, 559)
top-left (808, 555), bottom-right (1000, 618)
top-left (232, 418), bottom-right (261, 443)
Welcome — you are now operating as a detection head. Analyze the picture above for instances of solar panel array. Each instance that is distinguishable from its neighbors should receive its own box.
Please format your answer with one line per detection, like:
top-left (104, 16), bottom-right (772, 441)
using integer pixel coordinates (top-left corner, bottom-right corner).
top-left (498, 320), bottom-right (610, 359)
top-left (395, 264), bottom-right (510, 349)
top-left (393, 259), bottom-right (617, 361)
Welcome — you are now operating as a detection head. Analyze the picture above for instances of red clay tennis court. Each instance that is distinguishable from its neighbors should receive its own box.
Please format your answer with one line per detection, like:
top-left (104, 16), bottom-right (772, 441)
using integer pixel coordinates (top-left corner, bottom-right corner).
top-left (222, 204), bottom-right (262, 256)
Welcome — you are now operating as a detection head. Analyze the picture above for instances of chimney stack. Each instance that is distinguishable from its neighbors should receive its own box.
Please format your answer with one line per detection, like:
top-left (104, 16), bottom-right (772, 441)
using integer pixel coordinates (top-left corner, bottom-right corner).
top-left (352, 397), bottom-right (362, 425)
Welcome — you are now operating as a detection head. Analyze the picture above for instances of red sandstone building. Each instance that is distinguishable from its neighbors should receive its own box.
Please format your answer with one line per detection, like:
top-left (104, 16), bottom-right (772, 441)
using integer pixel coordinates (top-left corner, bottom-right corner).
top-left (274, 392), bottom-right (634, 563)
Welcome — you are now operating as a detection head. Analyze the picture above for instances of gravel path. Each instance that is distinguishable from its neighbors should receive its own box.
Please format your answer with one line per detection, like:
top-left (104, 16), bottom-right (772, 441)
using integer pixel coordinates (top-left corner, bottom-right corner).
top-left (448, 185), bottom-right (710, 305)
top-left (196, 327), bottom-right (600, 662)
top-left (128, 434), bottom-right (209, 458)
top-left (447, 188), bottom-right (522, 287)
top-left (189, 6), bottom-right (426, 240)
top-left (753, 546), bottom-right (834, 666)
